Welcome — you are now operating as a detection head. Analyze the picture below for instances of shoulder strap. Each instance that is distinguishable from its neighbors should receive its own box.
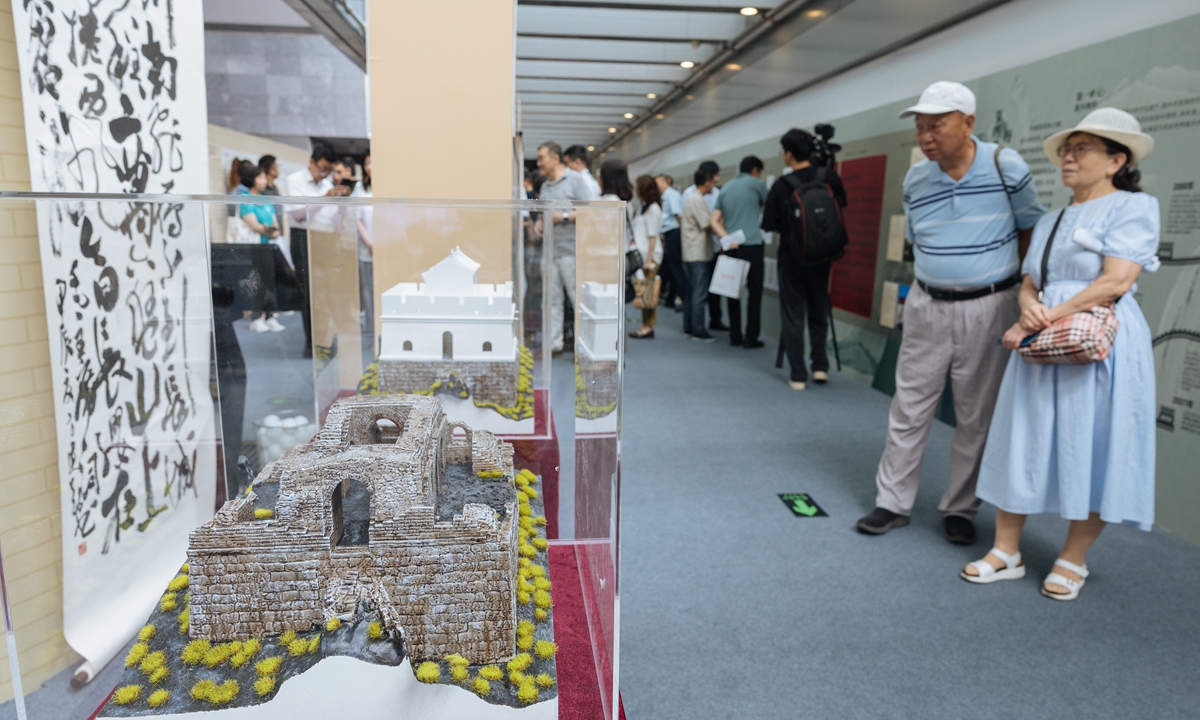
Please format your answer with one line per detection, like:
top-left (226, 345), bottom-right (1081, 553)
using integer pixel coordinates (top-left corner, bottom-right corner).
top-left (782, 171), bottom-right (805, 193)
top-left (1038, 209), bottom-right (1066, 294)
top-left (992, 146), bottom-right (1009, 192)
top-left (993, 145), bottom-right (1017, 220)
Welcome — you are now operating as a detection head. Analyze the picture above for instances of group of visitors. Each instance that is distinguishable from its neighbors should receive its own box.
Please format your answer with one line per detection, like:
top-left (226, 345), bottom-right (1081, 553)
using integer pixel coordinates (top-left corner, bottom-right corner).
top-left (618, 131), bottom-right (847, 393)
top-left (227, 145), bottom-right (374, 352)
top-left (528, 78), bottom-right (1161, 602)
top-left (856, 81), bottom-right (1160, 602)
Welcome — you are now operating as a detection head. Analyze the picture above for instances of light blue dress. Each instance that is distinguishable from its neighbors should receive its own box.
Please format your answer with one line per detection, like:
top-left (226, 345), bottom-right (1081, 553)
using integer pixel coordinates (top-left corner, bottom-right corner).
top-left (977, 191), bottom-right (1160, 531)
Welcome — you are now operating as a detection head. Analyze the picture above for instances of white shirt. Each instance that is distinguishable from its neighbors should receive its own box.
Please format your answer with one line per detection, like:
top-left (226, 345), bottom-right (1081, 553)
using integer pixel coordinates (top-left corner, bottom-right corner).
top-left (284, 167), bottom-right (334, 229)
top-left (568, 167), bottom-right (602, 200)
top-left (352, 183), bottom-right (374, 262)
top-left (633, 202), bottom-right (664, 264)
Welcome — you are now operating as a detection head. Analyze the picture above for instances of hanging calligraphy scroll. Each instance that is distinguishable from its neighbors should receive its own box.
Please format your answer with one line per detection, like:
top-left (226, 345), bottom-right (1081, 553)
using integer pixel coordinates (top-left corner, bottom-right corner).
top-left (10, 0), bottom-right (214, 674)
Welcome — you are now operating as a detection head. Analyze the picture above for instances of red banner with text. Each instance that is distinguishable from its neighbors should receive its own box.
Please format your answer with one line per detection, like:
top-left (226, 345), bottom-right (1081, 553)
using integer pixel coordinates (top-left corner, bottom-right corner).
top-left (831, 154), bottom-right (887, 318)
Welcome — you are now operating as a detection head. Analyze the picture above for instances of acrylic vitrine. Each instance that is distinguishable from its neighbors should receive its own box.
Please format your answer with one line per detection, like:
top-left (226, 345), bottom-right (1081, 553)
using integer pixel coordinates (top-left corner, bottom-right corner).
top-left (0, 193), bottom-right (624, 720)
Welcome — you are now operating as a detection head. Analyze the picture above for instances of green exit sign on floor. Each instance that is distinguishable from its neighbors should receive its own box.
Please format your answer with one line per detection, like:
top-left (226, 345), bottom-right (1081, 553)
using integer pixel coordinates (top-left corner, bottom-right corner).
top-left (779, 493), bottom-right (828, 517)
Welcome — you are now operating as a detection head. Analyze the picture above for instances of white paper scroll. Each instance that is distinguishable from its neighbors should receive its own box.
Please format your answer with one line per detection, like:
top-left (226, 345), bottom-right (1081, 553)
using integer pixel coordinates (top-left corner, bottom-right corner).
top-left (10, 0), bottom-right (214, 675)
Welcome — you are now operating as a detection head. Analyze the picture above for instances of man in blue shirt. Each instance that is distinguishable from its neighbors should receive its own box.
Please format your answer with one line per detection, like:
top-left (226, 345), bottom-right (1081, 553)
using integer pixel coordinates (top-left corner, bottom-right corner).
top-left (712, 156), bottom-right (769, 347)
top-left (655, 175), bottom-right (687, 314)
top-left (857, 81), bottom-right (1044, 545)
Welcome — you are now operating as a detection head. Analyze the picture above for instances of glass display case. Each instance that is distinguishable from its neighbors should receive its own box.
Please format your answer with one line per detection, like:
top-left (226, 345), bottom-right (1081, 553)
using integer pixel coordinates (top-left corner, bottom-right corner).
top-left (0, 193), bottom-right (624, 719)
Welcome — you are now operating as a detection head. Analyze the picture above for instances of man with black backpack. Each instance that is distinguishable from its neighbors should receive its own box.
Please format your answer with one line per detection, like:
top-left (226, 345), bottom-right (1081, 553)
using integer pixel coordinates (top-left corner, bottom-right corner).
top-left (761, 128), bottom-right (848, 391)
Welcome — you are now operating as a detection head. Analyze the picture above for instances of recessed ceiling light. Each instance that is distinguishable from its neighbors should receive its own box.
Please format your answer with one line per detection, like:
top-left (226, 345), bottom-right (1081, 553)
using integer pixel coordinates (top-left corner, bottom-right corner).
top-left (608, 127), bottom-right (617, 133)
top-left (655, 113), bottom-right (665, 120)
top-left (587, 145), bottom-right (594, 151)
top-left (804, 8), bottom-right (827, 18)
top-left (726, 63), bottom-right (742, 71)
top-left (680, 60), bottom-right (695, 68)
top-left (623, 112), bottom-right (634, 119)
top-left (739, 6), bottom-right (758, 16)
top-left (646, 93), bottom-right (657, 99)
top-left (685, 94), bottom-right (695, 100)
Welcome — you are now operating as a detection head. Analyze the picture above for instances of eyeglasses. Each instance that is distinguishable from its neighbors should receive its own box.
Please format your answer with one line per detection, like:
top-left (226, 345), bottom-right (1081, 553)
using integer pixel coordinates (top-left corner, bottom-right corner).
top-left (1056, 142), bottom-right (1105, 159)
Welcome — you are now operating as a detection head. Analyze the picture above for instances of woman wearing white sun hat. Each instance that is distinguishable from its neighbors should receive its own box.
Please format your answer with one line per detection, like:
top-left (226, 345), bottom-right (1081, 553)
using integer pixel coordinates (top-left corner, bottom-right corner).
top-left (960, 107), bottom-right (1160, 601)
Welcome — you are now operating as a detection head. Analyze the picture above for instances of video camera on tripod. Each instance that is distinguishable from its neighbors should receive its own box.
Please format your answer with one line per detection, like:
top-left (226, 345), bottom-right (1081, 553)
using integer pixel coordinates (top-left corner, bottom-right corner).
top-left (810, 123), bottom-right (841, 168)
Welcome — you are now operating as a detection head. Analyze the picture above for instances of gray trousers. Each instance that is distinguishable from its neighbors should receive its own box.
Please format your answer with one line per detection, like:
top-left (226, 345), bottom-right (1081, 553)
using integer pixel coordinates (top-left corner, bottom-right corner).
top-left (874, 283), bottom-right (1019, 518)
top-left (550, 254), bottom-right (577, 353)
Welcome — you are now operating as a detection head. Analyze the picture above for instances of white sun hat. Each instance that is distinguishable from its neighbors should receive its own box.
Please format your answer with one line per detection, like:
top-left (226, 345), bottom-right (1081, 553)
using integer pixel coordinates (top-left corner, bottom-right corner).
top-left (898, 81), bottom-right (976, 118)
top-left (1043, 107), bottom-right (1154, 167)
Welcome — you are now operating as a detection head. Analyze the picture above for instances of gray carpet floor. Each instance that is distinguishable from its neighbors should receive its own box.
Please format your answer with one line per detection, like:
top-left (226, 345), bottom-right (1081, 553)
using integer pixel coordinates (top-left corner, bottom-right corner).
top-left (617, 313), bottom-right (1200, 719)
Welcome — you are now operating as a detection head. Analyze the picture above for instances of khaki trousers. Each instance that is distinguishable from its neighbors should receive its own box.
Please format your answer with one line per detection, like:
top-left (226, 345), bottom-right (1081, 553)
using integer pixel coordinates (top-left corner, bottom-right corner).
top-left (874, 283), bottom-right (1019, 518)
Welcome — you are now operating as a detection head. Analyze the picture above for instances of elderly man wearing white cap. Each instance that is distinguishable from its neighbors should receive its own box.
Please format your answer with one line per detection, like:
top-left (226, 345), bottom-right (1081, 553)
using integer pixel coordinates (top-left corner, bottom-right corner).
top-left (857, 81), bottom-right (1045, 544)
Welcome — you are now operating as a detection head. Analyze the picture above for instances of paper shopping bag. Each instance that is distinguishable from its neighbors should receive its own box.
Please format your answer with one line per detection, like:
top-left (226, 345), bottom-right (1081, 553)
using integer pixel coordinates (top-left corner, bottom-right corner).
top-left (708, 254), bottom-right (750, 299)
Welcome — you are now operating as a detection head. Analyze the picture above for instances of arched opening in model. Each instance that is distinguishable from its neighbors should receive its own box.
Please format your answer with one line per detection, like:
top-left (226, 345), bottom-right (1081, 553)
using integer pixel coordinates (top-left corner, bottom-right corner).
top-left (331, 477), bottom-right (371, 547)
top-left (370, 417), bottom-right (402, 444)
top-left (482, 341), bottom-right (492, 352)
top-left (443, 331), bottom-right (453, 359)
top-left (403, 340), bottom-right (412, 351)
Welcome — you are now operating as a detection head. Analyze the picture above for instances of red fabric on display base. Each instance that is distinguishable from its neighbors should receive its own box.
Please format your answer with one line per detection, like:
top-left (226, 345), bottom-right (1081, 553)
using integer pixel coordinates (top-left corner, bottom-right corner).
top-left (549, 544), bottom-right (626, 720)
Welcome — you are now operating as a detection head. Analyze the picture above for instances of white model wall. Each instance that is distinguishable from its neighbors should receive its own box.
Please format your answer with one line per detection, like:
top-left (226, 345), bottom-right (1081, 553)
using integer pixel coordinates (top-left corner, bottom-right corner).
top-left (379, 318), bottom-right (518, 362)
top-left (578, 282), bottom-right (620, 362)
top-left (629, 0), bottom-right (1200, 176)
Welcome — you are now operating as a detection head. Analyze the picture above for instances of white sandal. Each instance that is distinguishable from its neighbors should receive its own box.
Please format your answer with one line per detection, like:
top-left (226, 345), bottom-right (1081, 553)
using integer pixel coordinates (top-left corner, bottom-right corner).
top-left (960, 547), bottom-right (1025, 584)
top-left (1042, 558), bottom-right (1089, 601)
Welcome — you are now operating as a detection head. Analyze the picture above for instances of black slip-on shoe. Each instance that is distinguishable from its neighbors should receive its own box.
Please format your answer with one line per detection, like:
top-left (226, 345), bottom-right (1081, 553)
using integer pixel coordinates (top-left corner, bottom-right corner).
top-left (856, 507), bottom-right (911, 535)
top-left (742, 339), bottom-right (765, 349)
top-left (710, 321), bottom-right (730, 332)
top-left (944, 515), bottom-right (977, 545)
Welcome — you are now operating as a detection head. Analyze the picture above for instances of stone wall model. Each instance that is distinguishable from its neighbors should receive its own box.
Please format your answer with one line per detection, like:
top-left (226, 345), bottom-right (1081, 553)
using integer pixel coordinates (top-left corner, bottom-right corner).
top-left (186, 395), bottom-right (519, 664)
top-left (378, 358), bottom-right (519, 408)
top-left (579, 358), bottom-right (619, 409)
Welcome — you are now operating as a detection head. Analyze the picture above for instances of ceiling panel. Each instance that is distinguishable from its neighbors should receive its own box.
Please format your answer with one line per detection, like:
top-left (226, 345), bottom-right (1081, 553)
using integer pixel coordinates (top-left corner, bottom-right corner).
top-left (595, 0), bottom-right (1011, 162)
top-left (515, 0), bottom-right (791, 155)
top-left (517, 60), bottom-right (691, 82)
top-left (517, 6), bottom-right (756, 40)
top-left (518, 78), bottom-right (675, 94)
top-left (516, 37), bottom-right (721, 64)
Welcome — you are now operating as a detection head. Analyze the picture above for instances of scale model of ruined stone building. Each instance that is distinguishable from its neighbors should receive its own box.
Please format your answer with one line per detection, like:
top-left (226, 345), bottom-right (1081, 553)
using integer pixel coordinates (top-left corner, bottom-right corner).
top-left (187, 395), bottom-right (518, 664)
top-left (377, 249), bottom-right (519, 406)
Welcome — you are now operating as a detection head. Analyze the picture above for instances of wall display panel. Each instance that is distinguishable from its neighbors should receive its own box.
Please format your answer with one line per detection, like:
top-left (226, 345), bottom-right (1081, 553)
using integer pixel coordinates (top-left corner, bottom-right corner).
top-left (0, 195), bottom-right (625, 720)
top-left (652, 12), bottom-right (1200, 542)
top-left (8, 0), bottom-right (214, 681)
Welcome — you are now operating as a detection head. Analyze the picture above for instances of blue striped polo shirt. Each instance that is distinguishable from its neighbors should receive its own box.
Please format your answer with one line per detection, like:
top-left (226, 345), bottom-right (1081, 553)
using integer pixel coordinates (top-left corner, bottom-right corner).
top-left (904, 137), bottom-right (1044, 288)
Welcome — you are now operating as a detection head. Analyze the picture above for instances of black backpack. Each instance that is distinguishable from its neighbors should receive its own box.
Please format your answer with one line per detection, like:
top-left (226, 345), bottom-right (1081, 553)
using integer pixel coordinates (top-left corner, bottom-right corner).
top-left (779, 168), bottom-right (848, 267)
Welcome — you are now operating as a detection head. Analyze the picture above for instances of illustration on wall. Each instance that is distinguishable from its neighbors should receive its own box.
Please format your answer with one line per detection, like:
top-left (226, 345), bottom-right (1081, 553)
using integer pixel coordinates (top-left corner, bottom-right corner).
top-left (11, 0), bottom-right (214, 678)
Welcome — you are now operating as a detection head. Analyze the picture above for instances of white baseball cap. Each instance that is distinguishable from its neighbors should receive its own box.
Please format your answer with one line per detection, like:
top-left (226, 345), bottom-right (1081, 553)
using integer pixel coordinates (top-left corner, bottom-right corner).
top-left (899, 81), bottom-right (976, 118)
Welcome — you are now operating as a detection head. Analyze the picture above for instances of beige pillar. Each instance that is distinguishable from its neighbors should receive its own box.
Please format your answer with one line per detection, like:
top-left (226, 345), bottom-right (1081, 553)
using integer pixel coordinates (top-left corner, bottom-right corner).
top-left (367, 0), bottom-right (515, 201)
top-left (364, 0), bottom-right (518, 345)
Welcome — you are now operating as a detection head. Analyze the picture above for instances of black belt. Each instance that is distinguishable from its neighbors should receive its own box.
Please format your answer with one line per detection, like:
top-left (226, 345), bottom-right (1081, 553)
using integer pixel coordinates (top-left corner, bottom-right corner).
top-left (917, 274), bottom-right (1019, 302)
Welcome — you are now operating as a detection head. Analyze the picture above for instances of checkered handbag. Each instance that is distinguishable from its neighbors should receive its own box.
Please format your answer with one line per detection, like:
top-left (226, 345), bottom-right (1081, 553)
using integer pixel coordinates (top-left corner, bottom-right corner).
top-left (1016, 302), bottom-right (1119, 364)
top-left (1016, 209), bottom-right (1120, 365)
